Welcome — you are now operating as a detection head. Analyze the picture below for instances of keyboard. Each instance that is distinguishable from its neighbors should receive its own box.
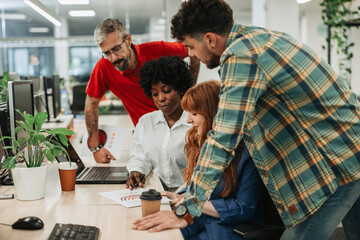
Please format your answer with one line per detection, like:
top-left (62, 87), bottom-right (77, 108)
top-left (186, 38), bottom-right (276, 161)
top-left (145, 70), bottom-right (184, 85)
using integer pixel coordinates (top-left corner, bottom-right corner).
top-left (48, 223), bottom-right (100, 240)
top-left (83, 167), bottom-right (110, 181)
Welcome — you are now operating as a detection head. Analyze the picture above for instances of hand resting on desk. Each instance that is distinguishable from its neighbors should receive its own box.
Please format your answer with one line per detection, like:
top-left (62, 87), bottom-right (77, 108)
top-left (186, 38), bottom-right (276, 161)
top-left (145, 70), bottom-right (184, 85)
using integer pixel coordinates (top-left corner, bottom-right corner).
top-left (93, 147), bottom-right (115, 163)
top-left (132, 211), bottom-right (188, 232)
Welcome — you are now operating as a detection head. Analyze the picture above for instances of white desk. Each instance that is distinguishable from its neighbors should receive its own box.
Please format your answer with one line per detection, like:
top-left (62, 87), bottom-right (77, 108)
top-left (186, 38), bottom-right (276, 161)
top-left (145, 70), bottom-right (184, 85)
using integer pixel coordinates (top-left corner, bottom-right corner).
top-left (0, 115), bottom-right (183, 240)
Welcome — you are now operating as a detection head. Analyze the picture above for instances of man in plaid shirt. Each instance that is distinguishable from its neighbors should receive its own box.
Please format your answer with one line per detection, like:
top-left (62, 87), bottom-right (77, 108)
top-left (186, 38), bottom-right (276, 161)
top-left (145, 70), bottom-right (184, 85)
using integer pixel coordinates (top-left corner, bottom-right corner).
top-left (163, 0), bottom-right (360, 239)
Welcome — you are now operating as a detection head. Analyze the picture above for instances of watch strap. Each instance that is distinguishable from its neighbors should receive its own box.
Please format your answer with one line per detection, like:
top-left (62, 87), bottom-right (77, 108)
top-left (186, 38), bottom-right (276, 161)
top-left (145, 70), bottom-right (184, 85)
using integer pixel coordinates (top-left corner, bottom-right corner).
top-left (89, 144), bottom-right (103, 153)
top-left (182, 212), bottom-right (193, 225)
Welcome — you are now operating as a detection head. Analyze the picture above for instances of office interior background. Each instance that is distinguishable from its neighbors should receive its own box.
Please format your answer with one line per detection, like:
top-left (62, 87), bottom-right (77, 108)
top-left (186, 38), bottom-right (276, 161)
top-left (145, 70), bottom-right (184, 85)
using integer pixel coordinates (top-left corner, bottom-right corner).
top-left (0, 0), bottom-right (360, 112)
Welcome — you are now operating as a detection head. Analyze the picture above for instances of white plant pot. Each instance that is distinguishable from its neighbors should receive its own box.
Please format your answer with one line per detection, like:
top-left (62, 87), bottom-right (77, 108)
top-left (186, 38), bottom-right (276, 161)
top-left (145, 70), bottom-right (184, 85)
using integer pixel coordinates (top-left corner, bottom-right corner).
top-left (11, 163), bottom-right (48, 201)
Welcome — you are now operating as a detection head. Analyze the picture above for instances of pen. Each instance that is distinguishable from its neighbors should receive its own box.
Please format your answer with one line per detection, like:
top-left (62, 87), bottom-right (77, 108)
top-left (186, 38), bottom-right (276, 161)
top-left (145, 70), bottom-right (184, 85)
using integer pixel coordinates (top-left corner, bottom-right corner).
top-left (131, 174), bottom-right (145, 190)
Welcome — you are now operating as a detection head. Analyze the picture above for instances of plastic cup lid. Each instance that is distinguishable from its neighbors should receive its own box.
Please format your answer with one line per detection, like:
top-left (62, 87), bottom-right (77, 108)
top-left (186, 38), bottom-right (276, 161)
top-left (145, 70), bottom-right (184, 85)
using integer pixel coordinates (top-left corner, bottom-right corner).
top-left (140, 189), bottom-right (162, 201)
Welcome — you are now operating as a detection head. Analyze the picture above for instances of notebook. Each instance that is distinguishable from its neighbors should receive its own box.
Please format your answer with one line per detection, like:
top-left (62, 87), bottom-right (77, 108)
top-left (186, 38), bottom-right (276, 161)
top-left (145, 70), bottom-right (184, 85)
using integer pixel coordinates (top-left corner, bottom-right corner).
top-left (55, 140), bottom-right (128, 184)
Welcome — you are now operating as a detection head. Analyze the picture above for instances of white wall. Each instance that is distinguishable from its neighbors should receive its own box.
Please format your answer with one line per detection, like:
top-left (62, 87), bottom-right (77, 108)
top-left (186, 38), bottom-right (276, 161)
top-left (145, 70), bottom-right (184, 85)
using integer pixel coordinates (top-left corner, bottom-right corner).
top-left (301, 9), bottom-right (327, 61)
top-left (265, 0), bottom-right (300, 39)
top-left (351, 27), bottom-right (360, 95)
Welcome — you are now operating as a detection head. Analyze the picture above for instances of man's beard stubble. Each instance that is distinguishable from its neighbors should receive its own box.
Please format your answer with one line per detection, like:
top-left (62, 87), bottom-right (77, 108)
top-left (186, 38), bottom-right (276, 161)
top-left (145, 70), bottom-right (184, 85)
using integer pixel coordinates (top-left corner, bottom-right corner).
top-left (112, 45), bottom-right (132, 71)
top-left (207, 51), bottom-right (221, 69)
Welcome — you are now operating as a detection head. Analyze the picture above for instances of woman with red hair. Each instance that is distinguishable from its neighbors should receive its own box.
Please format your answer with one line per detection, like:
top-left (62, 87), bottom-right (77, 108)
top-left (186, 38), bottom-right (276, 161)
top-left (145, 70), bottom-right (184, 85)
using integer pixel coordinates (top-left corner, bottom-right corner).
top-left (133, 80), bottom-right (264, 240)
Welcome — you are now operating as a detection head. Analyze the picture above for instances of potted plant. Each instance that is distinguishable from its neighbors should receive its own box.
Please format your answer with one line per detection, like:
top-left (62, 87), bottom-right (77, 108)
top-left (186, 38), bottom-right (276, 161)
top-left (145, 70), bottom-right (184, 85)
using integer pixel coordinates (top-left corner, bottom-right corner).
top-left (0, 109), bottom-right (74, 200)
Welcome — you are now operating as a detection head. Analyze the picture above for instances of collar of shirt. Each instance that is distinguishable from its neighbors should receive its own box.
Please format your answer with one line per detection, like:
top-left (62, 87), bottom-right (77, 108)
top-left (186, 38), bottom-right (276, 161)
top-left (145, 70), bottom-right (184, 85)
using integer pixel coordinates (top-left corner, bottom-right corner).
top-left (154, 110), bottom-right (190, 129)
top-left (225, 23), bottom-right (248, 50)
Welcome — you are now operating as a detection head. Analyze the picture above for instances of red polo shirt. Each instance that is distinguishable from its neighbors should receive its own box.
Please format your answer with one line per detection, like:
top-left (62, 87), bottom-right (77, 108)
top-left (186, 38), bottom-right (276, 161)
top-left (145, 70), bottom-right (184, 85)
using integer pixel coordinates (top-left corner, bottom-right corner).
top-left (86, 41), bottom-right (187, 126)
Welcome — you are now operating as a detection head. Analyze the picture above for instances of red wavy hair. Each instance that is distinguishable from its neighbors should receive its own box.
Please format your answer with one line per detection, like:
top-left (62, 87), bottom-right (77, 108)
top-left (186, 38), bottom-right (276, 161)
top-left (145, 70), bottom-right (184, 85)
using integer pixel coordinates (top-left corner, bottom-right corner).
top-left (181, 80), bottom-right (238, 198)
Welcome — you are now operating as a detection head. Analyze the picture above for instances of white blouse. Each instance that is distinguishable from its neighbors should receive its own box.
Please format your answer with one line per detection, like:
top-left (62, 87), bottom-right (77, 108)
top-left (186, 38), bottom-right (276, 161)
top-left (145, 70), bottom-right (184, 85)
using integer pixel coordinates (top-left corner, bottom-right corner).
top-left (126, 110), bottom-right (190, 188)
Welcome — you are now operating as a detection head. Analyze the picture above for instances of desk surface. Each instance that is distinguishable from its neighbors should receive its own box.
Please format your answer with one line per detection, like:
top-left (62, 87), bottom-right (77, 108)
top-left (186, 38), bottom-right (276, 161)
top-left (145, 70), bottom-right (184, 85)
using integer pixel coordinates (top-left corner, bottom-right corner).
top-left (0, 115), bottom-right (183, 240)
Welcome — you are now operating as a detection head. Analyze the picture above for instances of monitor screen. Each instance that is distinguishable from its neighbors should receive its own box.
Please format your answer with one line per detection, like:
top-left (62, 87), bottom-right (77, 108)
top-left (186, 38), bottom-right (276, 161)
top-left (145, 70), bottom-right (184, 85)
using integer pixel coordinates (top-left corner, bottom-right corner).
top-left (34, 91), bottom-right (48, 115)
top-left (26, 76), bottom-right (43, 93)
top-left (8, 80), bottom-right (34, 150)
top-left (52, 75), bottom-right (61, 119)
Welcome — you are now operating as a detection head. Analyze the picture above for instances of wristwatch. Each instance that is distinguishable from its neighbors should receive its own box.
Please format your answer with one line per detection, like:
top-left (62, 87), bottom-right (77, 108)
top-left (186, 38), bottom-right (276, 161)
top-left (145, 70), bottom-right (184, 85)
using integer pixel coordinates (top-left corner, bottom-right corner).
top-left (174, 203), bottom-right (193, 225)
top-left (89, 144), bottom-right (103, 153)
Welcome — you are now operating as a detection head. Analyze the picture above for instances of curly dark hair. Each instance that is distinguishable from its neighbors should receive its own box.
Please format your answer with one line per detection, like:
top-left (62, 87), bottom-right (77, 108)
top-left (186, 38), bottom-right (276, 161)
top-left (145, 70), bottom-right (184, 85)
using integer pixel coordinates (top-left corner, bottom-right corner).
top-left (139, 56), bottom-right (195, 97)
top-left (171, 0), bottom-right (233, 41)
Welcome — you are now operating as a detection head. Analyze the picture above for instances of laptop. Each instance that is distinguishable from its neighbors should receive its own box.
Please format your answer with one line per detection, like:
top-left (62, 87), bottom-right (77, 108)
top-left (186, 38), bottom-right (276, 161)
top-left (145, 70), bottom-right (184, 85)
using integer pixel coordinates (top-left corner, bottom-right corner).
top-left (55, 140), bottom-right (128, 184)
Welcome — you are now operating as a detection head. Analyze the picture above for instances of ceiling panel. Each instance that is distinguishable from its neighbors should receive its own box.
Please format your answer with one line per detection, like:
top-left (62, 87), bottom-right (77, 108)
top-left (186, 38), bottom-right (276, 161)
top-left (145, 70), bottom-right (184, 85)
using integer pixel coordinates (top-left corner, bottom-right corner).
top-left (0, 0), bottom-right (252, 38)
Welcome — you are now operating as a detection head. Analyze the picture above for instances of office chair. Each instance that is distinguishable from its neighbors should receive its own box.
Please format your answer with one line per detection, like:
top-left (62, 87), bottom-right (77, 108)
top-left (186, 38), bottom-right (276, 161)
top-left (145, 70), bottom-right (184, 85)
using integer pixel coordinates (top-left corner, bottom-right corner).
top-left (233, 185), bottom-right (286, 240)
top-left (71, 83), bottom-right (87, 116)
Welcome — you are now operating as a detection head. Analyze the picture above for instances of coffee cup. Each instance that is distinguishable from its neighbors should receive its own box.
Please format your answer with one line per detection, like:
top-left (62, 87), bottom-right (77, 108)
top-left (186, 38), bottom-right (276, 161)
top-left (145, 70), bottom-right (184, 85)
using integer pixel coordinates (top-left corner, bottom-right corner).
top-left (58, 162), bottom-right (78, 191)
top-left (140, 189), bottom-right (162, 217)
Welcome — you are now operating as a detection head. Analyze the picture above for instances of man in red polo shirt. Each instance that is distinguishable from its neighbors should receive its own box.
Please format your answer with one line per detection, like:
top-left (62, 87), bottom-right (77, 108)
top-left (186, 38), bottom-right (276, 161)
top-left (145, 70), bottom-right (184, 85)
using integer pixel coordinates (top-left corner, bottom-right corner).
top-left (85, 18), bottom-right (199, 163)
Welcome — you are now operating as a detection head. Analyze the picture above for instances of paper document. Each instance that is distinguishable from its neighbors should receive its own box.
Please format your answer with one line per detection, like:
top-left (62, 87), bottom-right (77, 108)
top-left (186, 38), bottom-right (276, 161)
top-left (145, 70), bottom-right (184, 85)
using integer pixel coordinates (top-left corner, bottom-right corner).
top-left (82, 124), bottom-right (130, 159)
top-left (99, 188), bottom-right (170, 208)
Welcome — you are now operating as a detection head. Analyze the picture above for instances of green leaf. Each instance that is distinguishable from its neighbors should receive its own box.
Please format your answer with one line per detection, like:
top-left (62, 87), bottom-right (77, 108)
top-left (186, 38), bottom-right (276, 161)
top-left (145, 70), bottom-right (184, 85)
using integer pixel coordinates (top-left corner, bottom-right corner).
top-left (43, 141), bottom-right (54, 149)
top-left (51, 146), bottom-right (64, 157)
top-left (23, 112), bottom-right (35, 127)
top-left (16, 137), bottom-right (26, 145)
top-left (37, 134), bottom-right (46, 143)
top-left (34, 111), bottom-right (48, 131)
top-left (49, 128), bottom-right (74, 136)
top-left (58, 134), bottom-right (69, 147)
top-left (2, 156), bottom-right (17, 169)
top-left (45, 150), bottom-right (55, 163)
top-left (0, 135), bottom-right (16, 142)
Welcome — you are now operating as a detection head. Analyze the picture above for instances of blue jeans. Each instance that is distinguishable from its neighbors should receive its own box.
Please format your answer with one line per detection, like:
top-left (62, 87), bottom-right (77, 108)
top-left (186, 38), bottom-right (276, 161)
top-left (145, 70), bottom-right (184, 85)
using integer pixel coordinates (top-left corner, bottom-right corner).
top-left (280, 179), bottom-right (360, 240)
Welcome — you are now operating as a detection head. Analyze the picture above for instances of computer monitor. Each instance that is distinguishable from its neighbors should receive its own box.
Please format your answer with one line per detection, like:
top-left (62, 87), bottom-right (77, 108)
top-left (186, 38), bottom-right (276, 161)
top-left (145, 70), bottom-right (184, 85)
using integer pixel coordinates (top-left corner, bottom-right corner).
top-left (26, 76), bottom-right (44, 94)
top-left (52, 75), bottom-right (61, 120)
top-left (34, 91), bottom-right (48, 116)
top-left (8, 80), bottom-right (34, 150)
top-left (44, 75), bottom-right (61, 121)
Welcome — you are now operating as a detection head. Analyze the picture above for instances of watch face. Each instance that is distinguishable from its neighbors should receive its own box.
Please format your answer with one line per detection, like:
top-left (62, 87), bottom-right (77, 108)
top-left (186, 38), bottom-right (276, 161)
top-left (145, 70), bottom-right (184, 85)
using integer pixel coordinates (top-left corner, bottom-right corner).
top-left (176, 204), bottom-right (187, 216)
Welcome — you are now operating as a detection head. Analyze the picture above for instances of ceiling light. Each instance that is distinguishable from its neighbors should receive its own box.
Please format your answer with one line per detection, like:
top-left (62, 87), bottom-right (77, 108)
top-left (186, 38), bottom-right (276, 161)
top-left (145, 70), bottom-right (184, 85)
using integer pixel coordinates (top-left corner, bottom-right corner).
top-left (297, 0), bottom-right (312, 3)
top-left (58, 0), bottom-right (89, 5)
top-left (24, 0), bottom-right (62, 26)
top-left (69, 10), bottom-right (95, 17)
top-left (29, 27), bottom-right (49, 33)
top-left (0, 13), bottom-right (27, 20)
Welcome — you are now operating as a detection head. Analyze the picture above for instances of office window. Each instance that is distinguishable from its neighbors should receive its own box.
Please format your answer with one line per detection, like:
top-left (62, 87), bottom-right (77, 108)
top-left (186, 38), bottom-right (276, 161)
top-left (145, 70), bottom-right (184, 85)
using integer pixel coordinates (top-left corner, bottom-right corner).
top-left (6, 47), bottom-right (55, 77)
top-left (69, 46), bottom-right (100, 83)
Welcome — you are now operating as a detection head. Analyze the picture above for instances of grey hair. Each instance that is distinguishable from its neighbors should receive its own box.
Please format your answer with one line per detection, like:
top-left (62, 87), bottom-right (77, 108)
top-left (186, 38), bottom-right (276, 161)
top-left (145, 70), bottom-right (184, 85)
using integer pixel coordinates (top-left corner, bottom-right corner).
top-left (94, 18), bottom-right (127, 45)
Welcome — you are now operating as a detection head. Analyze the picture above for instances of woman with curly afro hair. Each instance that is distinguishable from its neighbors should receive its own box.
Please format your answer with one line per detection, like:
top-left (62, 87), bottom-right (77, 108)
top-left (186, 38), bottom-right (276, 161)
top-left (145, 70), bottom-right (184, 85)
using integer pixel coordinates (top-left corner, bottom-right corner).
top-left (126, 56), bottom-right (195, 192)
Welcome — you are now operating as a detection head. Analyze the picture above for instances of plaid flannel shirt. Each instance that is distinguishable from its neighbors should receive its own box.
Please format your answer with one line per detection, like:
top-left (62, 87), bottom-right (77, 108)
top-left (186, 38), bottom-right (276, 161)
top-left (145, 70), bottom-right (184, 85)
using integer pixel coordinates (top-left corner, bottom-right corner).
top-left (183, 23), bottom-right (360, 227)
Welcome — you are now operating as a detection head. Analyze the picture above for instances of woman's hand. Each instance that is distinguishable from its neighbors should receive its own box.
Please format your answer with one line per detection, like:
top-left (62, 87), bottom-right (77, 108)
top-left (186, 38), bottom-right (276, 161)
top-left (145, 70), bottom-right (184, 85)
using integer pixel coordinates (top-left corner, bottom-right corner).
top-left (161, 191), bottom-right (183, 209)
top-left (132, 211), bottom-right (188, 232)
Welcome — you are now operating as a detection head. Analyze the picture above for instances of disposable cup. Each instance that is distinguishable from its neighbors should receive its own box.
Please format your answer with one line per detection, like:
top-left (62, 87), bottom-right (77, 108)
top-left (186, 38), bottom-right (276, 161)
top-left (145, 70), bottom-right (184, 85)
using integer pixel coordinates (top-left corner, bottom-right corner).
top-left (140, 189), bottom-right (162, 217)
top-left (58, 162), bottom-right (78, 191)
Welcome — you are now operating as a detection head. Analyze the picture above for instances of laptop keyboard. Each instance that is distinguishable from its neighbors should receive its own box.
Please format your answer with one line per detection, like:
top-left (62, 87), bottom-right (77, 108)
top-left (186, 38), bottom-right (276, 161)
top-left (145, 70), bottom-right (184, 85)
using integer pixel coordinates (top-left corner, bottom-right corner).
top-left (48, 223), bottom-right (99, 240)
top-left (83, 167), bottom-right (111, 181)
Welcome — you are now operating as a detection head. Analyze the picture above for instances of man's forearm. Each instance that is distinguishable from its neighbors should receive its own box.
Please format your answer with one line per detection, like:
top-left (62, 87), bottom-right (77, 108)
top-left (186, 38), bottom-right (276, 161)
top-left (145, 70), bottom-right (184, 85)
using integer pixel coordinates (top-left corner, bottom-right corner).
top-left (85, 95), bottom-right (100, 148)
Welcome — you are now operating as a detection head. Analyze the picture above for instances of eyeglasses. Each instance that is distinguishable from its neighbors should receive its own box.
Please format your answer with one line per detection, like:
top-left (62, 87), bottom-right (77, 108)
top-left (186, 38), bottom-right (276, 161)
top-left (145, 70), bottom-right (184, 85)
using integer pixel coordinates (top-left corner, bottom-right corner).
top-left (102, 36), bottom-right (126, 59)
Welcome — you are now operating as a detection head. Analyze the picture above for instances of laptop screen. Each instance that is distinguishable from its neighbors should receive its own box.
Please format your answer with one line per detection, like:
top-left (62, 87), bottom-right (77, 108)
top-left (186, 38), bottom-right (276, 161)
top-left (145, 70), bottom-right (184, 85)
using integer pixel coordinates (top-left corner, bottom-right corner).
top-left (56, 140), bottom-right (85, 173)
